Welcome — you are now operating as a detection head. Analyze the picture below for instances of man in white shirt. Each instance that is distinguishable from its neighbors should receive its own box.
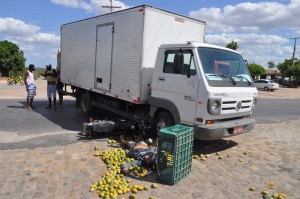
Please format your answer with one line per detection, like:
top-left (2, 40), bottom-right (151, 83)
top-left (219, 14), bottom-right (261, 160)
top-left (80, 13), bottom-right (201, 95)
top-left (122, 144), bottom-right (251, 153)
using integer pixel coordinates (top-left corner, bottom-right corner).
top-left (24, 64), bottom-right (36, 110)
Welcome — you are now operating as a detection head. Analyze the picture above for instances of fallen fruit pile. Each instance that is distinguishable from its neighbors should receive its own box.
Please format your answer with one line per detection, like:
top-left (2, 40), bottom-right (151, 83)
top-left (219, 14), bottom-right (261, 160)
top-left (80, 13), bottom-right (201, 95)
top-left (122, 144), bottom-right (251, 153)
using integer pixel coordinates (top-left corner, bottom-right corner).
top-left (90, 144), bottom-right (157, 199)
top-left (248, 181), bottom-right (286, 198)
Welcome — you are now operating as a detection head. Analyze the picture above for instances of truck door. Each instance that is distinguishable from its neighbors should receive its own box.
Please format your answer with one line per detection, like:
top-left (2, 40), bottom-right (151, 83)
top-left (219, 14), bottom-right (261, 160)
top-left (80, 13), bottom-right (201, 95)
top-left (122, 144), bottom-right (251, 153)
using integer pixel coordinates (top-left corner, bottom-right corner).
top-left (157, 49), bottom-right (199, 125)
top-left (95, 23), bottom-right (114, 91)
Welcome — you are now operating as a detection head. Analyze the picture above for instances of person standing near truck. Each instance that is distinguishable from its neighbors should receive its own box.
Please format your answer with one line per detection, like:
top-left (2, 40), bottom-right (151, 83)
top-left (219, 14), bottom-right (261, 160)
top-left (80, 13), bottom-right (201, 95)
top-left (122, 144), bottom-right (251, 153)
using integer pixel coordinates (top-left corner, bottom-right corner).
top-left (56, 70), bottom-right (64, 105)
top-left (24, 64), bottom-right (36, 110)
top-left (42, 64), bottom-right (57, 109)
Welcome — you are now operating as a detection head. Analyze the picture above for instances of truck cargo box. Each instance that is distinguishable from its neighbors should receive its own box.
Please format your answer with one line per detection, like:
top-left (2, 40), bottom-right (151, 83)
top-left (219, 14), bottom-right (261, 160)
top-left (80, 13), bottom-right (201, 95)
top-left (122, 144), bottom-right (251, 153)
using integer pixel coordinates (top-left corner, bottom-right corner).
top-left (60, 5), bottom-right (205, 104)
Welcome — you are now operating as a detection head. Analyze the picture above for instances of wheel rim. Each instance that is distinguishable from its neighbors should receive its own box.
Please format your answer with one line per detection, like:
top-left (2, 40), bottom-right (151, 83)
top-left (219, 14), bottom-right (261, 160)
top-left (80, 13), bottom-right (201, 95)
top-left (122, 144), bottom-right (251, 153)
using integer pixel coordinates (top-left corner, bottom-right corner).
top-left (156, 119), bottom-right (166, 132)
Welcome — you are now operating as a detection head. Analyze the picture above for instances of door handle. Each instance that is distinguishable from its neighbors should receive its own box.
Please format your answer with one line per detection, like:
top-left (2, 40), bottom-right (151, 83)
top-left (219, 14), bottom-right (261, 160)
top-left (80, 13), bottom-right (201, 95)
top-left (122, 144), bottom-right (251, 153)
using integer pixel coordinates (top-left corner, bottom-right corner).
top-left (158, 76), bottom-right (165, 81)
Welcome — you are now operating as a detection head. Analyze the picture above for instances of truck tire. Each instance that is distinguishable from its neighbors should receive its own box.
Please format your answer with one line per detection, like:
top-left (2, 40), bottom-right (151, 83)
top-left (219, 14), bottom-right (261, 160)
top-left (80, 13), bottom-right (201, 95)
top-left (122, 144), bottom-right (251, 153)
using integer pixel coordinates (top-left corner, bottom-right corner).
top-left (80, 93), bottom-right (91, 115)
top-left (155, 111), bottom-right (174, 133)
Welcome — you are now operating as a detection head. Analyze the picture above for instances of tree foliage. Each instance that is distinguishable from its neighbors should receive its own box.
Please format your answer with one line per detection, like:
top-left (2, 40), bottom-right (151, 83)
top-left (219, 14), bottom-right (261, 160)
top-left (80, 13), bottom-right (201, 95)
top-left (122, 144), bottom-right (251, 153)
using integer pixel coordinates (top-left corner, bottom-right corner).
top-left (226, 41), bottom-right (238, 50)
top-left (0, 40), bottom-right (26, 77)
top-left (277, 58), bottom-right (300, 76)
top-left (267, 61), bottom-right (275, 69)
top-left (247, 63), bottom-right (266, 76)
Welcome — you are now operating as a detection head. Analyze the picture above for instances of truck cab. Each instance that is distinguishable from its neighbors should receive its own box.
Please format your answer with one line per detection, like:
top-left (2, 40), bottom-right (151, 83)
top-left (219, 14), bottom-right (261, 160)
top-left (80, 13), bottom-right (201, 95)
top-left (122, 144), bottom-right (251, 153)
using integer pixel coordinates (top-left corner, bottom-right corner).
top-left (150, 42), bottom-right (258, 140)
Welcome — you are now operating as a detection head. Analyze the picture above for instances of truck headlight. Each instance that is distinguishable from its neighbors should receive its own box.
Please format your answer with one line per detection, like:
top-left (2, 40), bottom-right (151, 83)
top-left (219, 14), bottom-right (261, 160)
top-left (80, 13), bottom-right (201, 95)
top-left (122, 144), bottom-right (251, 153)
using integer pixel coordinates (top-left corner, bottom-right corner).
top-left (208, 99), bottom-right (221, 115)
top-left (252, 98), bottom-right (257, 110)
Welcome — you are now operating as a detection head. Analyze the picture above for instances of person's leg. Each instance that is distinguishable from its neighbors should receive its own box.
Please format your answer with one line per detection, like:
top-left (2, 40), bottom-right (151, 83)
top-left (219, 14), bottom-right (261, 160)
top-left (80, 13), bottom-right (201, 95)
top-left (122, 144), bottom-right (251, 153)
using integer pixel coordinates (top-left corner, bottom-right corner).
top-left (29, 98), bottom-right (34, 109)
top-left (26, 96), bottom-right (29, 108)
top-left (46, 85), bottom-right (52, 108)
top-left (53, 85), bottom-right (57, 108)
top-left (59, 91), bottom-right (63, 104)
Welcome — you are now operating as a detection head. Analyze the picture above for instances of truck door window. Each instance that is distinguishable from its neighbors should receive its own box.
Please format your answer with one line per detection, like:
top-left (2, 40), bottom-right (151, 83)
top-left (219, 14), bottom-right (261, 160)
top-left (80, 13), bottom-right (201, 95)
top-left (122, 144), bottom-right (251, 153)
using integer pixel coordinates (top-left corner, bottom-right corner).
top-left (163, 50), bottom-right (196, 76)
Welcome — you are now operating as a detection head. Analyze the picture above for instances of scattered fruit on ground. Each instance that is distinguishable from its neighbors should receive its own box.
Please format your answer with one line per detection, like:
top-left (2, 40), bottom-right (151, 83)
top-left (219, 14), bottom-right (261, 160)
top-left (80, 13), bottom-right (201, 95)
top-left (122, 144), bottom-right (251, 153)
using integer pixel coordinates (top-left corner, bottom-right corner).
top-left (192, 155), bottom-right (198, 159)
top-left (94, 145), bottom-right (99, 151)
top-left (249, 187), bottom-right (256, 191)
top-left (149, 196), bottom-right (155, 199)
top-left (239, 158), bottom-right (243, 162)
top-left (151, 183), bottom-right (158, 189)
top-left (218, 156), bottom-right (223, 159)
top-left (261, 190), bottom-right (268, 195)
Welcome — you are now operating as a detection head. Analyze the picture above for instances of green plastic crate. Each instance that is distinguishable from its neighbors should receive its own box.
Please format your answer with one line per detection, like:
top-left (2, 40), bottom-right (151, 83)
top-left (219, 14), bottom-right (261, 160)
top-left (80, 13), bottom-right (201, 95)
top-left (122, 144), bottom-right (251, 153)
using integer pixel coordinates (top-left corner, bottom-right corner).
top-left (157, 124), bottom-right (194, 185)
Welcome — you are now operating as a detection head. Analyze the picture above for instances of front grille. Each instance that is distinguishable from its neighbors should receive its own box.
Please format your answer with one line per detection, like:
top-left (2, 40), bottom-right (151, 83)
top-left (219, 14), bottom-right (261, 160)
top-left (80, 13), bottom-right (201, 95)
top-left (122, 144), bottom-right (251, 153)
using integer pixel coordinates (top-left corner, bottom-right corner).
top-left (221, 97), bottom-right (253, 114)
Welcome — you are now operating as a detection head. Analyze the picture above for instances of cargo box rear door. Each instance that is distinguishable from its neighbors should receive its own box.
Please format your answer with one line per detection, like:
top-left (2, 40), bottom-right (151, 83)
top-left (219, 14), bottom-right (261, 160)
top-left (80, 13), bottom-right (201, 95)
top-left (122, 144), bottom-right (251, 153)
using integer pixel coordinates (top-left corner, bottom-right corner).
top-left (95, 23), bottom-right (114, 91)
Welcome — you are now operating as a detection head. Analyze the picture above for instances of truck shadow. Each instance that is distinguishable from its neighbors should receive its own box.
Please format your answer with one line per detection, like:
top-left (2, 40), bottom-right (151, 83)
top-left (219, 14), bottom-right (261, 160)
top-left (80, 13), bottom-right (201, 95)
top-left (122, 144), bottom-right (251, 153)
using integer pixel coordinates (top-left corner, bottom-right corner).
top-left (193, 139), bottom-right (238, 155)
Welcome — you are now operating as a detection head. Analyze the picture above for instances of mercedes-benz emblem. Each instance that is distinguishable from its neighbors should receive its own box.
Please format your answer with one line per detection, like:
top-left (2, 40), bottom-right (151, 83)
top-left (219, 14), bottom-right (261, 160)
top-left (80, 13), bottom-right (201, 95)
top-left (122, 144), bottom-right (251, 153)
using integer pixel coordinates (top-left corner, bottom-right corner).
top-left (236, 101), bottom-right (242, 111)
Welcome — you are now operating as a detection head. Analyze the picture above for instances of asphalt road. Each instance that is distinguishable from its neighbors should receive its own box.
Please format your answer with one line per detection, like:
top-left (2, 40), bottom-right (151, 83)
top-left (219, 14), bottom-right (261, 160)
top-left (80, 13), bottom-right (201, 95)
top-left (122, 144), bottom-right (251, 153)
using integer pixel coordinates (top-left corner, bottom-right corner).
top-left (0, 94), bottom-right (299, 150)
top-left (253, 98), bottom-right (300, 123)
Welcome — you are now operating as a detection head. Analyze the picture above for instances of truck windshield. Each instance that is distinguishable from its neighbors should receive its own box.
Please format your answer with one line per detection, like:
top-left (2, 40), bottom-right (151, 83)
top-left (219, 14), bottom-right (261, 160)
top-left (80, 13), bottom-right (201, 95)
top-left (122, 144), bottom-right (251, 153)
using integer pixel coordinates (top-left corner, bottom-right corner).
top-left (198, 47), bottom-right (253, 87)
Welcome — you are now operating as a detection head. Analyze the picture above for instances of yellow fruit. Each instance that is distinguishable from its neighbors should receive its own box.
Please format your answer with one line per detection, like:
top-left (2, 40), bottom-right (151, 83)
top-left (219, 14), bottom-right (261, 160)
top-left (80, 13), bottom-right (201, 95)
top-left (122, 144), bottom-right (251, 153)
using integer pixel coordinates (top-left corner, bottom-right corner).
top-left (261, 190), bottom-right (268, 195)
top-left (129, 194), bottom-right (136, 199)
top-left (200, 157), bottom-right (206, 161)
top-left (205, 154), bottom-right (210, 158)
top-left (131, 188), bottom-right (138, 194)
top-left (279, 193), bottom-right (285, 198)
top-left (151, 183), bottom-right (158, 189)
top-left (89, 187), bottom-right (95, 192)
top-left (249, 187), bottom-right (255, 191)
top-left (94, 145), bottom-right (99, 151)
top-left (137, 186), bottom-right (144, 191)
top-left (239, 158), bottom-right (243, 162)
top-left (144, 185), bottom-right (149, 190)
top-left (218, 156), bottom-right (223, 159)
top-left (149, 196), bottom-right (155, 199)
top-left (273, 193), bottom-right (279, 198)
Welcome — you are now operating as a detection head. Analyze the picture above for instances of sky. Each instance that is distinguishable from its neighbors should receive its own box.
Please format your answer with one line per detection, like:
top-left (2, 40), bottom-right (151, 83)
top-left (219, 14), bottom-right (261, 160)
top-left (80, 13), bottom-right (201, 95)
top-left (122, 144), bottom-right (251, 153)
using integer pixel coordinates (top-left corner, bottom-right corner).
top-left (0, 0), bottom-right (299, 68)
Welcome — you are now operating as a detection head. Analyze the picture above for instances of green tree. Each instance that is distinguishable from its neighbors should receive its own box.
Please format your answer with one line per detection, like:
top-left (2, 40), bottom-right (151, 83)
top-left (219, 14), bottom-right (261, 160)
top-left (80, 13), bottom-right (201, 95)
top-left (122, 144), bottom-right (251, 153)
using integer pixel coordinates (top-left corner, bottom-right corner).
top-left (247, 63), bottom-right (266, 76)
top-left (226, 41), bottom-right (238, 50)
top-left (267, 61), bottom-right (275, 69)
top-left (277, 58), bottom-right (292, 74)
top-left (0, 40), bottom-right (26, 77)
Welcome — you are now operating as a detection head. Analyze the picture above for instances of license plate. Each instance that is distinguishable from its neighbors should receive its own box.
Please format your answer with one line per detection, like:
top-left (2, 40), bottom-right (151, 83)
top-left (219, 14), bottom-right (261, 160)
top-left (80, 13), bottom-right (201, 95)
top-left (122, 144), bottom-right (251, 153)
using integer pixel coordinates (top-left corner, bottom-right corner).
top-left (233, 126), bottom-right (244, 135)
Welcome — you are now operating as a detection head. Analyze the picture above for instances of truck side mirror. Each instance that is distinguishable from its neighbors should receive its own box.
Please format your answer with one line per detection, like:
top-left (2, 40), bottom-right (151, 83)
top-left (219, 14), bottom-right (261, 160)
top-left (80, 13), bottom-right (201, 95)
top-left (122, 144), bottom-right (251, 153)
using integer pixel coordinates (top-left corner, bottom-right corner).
top-left (174, 52), bottom-right (183, 74)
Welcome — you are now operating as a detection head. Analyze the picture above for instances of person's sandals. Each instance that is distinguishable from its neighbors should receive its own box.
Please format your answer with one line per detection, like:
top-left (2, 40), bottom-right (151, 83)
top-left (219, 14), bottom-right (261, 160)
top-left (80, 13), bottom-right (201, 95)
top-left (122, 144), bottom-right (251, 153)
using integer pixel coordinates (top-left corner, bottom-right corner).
top-left (25, 106), bottom-right (32, 110)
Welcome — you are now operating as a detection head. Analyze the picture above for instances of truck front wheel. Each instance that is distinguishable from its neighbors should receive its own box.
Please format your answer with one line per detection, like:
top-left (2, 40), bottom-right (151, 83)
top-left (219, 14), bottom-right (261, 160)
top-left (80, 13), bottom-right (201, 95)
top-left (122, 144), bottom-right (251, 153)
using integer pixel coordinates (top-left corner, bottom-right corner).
top-left (155, 111), bottom-right (174, 133)
top-left (80, 93), bottom-right (91, 114)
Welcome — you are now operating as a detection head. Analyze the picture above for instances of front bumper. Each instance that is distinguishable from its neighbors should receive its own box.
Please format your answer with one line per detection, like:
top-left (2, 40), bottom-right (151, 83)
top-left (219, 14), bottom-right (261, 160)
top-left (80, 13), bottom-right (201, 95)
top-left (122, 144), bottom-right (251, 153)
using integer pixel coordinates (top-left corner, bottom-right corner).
top-left (193, 118), bottom-right (256, 140)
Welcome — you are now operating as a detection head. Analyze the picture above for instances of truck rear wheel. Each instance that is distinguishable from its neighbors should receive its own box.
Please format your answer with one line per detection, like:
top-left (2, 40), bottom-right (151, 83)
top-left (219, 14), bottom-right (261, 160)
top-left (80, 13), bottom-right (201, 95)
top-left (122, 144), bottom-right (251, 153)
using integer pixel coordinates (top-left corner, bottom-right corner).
top-left (155, 111), bottom-right (174, 133)
top-left (80, 93), bottom-right (91, 114)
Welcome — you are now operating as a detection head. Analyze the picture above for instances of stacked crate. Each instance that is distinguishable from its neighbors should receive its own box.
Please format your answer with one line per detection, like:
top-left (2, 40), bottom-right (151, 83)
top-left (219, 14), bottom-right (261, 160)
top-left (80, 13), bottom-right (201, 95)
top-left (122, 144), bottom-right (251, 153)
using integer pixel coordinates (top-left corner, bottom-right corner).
top-left (157, 124), bottom-right (194, 185)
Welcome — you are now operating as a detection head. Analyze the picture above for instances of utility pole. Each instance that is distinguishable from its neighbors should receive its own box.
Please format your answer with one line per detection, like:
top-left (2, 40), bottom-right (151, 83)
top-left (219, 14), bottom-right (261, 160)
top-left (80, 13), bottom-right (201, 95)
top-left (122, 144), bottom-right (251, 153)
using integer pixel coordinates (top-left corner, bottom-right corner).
top-left (290, 37), bottom-right (300, 67)
top-left (102, 0), bottom-right (121, 13)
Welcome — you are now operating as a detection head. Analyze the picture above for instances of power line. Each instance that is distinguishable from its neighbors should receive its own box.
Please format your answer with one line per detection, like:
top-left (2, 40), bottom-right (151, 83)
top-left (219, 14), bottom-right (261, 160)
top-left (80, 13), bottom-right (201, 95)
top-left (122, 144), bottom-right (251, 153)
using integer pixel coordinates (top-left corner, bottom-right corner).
top-left (102, 0), bottom-right (121, 13)
top-left (290, 37), bottom-right (300, 67)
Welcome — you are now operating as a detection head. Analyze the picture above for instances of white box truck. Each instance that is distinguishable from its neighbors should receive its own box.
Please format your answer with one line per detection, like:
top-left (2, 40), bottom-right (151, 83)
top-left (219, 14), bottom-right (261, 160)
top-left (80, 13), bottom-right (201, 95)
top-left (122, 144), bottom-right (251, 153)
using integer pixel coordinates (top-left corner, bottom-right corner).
top-left (60, 5), bottom-right (258, 140)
